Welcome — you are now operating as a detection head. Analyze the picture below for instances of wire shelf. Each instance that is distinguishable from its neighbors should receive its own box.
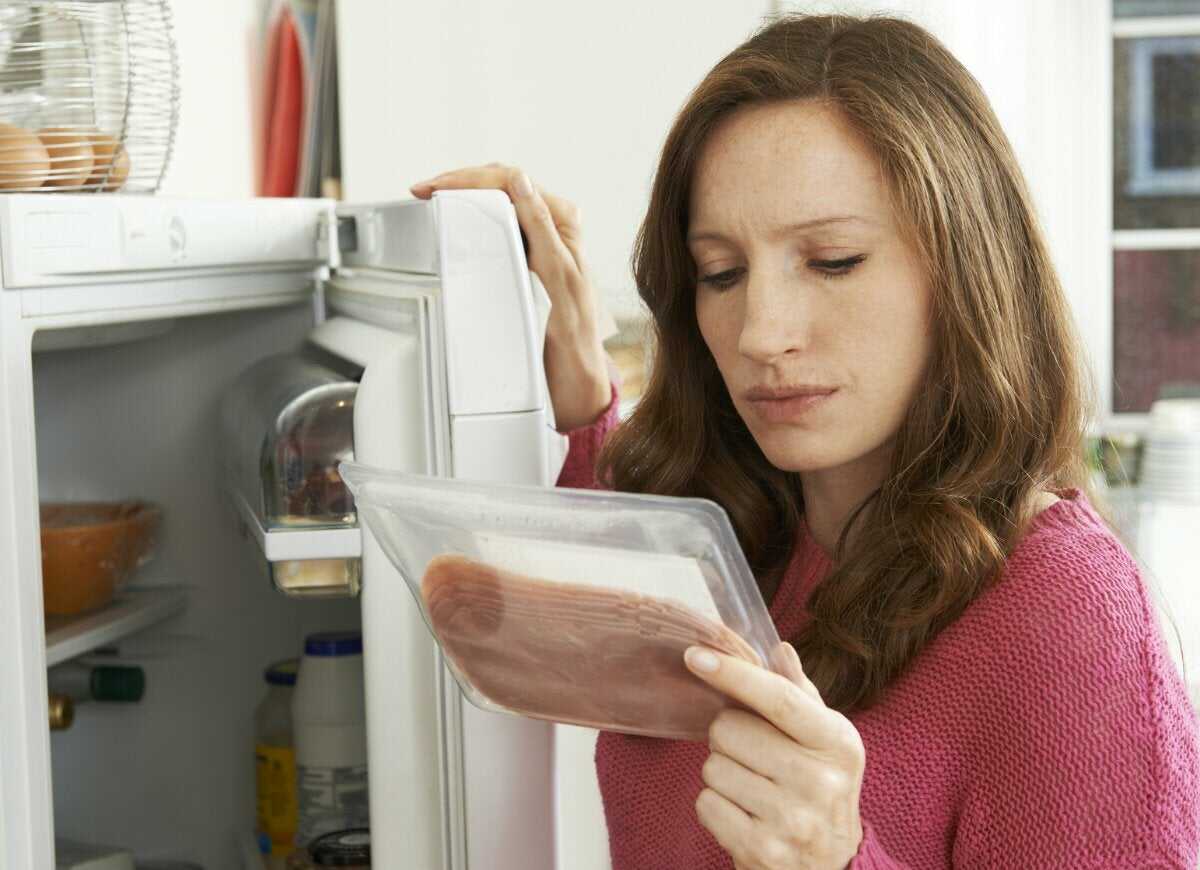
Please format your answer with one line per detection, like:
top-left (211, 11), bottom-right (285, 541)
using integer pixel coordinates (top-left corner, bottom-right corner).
top-left (0, 0), bottom-right (180, 193)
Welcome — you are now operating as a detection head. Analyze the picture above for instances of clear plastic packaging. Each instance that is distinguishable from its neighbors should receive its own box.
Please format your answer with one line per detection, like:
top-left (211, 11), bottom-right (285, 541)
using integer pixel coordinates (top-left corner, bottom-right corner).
top-left (337, 464), bottom-right (783, 741)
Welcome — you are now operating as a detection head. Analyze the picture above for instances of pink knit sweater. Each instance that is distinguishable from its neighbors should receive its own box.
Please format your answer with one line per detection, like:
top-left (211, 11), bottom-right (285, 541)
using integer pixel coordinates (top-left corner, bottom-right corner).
top-left (556, 387), bottom-right (1200, 869)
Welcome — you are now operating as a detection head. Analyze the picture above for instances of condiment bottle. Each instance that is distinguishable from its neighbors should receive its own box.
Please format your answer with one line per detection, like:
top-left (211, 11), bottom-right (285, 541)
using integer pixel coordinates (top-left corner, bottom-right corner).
top-left (48, 662), bottom-right (145, 703)
top-left (292, 632), bottom-right (368, 845)
top-left (256, 658), bottom-right (300, 868)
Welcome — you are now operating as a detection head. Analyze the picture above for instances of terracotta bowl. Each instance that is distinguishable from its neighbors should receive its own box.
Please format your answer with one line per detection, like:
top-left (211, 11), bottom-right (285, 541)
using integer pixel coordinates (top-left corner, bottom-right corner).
top-left (39, 501), bottom-right (162, 616)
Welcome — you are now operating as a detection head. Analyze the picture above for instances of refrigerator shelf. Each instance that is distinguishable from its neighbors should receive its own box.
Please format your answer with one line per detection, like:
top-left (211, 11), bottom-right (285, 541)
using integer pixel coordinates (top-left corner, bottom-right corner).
top-left (44, 587), bottom-right (187, 667)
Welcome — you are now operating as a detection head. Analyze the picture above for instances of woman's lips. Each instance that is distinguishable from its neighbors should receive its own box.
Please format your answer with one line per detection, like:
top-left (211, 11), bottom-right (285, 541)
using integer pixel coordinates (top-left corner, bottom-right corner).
top-left (746, 389), bottom-right (838, 423)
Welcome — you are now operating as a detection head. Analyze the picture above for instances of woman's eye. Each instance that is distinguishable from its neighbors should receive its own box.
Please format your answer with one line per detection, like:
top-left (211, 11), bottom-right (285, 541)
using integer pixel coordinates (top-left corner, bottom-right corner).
top-left (811, 254), bottom-right (867, 279)
top-left (698, 267), bottom-right (744, 290)
top-left (698, 255), bottom-right (866, 290)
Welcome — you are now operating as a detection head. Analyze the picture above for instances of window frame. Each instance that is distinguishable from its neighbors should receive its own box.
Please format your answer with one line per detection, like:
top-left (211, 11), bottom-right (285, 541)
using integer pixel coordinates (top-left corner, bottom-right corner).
top-left (1104, 13), bottom-right (1200, 435)
top-left (1127, 35), bottom-right (1200, 196)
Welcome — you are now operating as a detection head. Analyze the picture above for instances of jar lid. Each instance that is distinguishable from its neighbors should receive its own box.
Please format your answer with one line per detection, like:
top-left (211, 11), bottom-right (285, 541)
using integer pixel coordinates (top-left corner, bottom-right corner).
top-left (310, 828), bottom-right (370, 866)
top-left (304, 631), bottom-right (363, 657)
top-left (264, 657), bottom-right (299, 686)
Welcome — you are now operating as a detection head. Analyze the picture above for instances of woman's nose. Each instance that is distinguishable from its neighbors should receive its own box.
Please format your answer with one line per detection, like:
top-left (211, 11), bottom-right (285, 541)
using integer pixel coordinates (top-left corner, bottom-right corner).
top-left (737, 279), bottom-right (810, 363)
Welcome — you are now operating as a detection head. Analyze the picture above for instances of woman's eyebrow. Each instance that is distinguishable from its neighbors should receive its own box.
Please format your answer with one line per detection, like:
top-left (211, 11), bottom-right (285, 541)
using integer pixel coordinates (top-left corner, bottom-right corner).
top-left (686, 215), bottom-right (876, 245)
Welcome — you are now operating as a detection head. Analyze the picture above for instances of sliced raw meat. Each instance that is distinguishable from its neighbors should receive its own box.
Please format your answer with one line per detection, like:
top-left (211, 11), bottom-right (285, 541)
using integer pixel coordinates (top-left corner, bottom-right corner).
top-left (421, 553), bottom-right (762, 741)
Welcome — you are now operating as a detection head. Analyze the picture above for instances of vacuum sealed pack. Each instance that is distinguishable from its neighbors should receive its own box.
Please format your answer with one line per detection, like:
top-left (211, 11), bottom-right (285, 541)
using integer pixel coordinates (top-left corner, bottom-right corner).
top-left (337, 464), bottom-right (783, 740)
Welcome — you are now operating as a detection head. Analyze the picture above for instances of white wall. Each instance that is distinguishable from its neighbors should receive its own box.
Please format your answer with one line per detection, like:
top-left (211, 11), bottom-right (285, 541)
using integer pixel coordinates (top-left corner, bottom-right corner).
top-left (157, 0), bottom-right (265, 198)
top-left (337, 1), bottom-right (774, 323)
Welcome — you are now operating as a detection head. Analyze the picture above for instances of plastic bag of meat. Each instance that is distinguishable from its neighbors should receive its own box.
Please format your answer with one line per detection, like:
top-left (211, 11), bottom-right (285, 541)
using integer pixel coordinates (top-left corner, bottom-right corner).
top-left (337, 463), bottom-right (783, 741)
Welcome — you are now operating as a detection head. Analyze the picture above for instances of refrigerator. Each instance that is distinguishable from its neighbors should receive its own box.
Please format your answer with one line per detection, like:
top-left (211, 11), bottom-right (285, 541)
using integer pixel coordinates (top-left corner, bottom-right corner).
top-left (0, 190), bottom-right (612, 869)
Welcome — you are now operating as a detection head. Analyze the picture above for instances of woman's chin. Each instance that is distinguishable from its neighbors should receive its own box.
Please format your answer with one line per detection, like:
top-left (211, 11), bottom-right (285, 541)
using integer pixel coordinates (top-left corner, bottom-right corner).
top-left (754, 432), bottom-right (847, 473)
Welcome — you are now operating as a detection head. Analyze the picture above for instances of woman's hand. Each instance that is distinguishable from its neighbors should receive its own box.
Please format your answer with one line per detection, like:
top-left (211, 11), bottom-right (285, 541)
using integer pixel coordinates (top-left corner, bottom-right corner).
top-left (410, 164), bottom-right (613, 431)
top-left (684, 642), bottom-right (866, 870)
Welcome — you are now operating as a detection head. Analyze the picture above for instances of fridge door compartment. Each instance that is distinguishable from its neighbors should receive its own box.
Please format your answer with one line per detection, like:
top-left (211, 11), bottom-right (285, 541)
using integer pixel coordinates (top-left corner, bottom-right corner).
top-left (220, 346), bottom-right (362, 597)
top-left (234, 492), bottom-right (362, 561)
top-left (232, 490), bottom-right (363, 598)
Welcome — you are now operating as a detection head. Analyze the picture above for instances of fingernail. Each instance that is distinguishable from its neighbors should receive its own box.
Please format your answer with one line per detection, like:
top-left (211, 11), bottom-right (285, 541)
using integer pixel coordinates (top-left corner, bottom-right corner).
top-left (411, 180), bottom-right (434, 191)
top-left (513, 171), bottom-right (533, 199)
top-left (686, 647), bottom-right (720, 673)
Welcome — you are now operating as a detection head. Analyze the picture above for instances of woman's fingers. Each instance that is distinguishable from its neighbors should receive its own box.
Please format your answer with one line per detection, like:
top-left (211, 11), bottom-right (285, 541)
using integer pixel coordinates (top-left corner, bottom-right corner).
top-left (695, 787), bottom-right (756, 862)
top-left (408, 164), bottom-right (614, 431)
top-left (768, 642), bottom-right (823, 702)
top-left (540, 189), bottom-right (587, 268)
top-left (702, 750), bottom-right (780, 820)
top-left (706, 709), bottom-right (797, 781)
top-left (505, 172), bottom-right (579, 283)
top-left (411, 164), bottom-right (583, 251)
top-left (685, 646), bottom-right (846, 752)
top-left (411, 165), bottom-right (588, 283)
top-left (410, 164), bottom-right (507, 197)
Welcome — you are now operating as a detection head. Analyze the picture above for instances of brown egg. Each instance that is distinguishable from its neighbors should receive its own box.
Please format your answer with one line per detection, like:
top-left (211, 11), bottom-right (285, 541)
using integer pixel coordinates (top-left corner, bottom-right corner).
top-left (38, 127), bottom-right (95, 189)
top-left (0, 123), bottom-right (50, 190)
top-left (85, 132), bottom-right (131, 191)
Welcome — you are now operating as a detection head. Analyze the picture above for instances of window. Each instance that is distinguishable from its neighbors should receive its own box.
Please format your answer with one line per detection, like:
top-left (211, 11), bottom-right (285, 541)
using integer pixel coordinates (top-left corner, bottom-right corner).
top-left (1126, 37), bottom-right (1200, 198)
top-left (1116, 0), bottom-right (1200, 17)
top-left (1112, 3), bottom-right (1200, 417)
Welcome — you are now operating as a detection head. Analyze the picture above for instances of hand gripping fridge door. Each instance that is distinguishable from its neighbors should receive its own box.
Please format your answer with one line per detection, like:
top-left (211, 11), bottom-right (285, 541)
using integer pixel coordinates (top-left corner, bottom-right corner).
top-left (319, 189), bottom-right (572, 870)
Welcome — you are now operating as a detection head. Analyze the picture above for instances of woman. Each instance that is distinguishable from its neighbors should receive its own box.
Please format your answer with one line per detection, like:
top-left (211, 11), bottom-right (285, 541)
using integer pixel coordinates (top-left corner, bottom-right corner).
top-left (410, 13), bottom-right (1200, 869)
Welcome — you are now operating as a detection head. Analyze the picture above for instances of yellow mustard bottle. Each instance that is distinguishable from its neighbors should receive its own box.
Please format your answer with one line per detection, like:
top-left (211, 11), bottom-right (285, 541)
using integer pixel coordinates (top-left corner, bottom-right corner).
top-left (256, 658), bottom-right (299, 865)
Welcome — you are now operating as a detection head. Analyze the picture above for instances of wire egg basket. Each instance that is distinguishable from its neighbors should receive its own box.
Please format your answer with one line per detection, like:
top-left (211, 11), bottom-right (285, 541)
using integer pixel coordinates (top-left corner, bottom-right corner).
top-left (0, 0), bottom-right (179, 193)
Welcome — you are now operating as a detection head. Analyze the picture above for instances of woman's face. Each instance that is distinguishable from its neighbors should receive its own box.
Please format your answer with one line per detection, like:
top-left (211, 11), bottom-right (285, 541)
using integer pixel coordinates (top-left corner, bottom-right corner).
top-left (690, 100), bottom-right (933, 475)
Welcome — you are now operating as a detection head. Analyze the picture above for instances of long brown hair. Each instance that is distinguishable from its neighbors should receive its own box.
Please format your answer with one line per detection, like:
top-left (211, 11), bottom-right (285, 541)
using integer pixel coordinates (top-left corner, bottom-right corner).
top-left (596, 13), bottom-right (1093, 713)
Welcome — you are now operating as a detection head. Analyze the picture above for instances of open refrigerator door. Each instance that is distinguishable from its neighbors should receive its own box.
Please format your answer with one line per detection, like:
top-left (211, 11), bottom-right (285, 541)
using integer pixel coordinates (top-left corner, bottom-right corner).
top-left (226, 189), bottom-right (592, 869)
top-left (324, 190), bottom-right (578, 870)
top-left (0, 188), bottom-right (603, 870)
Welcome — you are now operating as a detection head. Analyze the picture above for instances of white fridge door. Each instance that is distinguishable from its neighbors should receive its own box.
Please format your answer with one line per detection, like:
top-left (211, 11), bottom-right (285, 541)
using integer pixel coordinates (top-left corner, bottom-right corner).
top-left (0, 193), bottom-right (341, 870)
top-left (315, 189), bottom-right (603, 870)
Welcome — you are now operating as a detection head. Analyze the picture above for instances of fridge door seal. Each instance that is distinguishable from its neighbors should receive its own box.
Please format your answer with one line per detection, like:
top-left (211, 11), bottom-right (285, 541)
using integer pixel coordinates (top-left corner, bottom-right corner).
top-left (313, 258), bottom-right (466, 870)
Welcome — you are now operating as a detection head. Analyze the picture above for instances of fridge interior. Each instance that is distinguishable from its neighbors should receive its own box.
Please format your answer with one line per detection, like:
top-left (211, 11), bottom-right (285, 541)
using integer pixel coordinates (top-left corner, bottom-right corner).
top-left (33, 297), bottom-right (362, 868)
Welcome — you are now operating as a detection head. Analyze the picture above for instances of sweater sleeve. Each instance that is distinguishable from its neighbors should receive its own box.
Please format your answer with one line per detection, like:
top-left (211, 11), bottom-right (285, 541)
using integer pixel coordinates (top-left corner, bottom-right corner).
top-left (953, 526), bottom-right (1200, 868)
top-left (848, 820), bottom-right (913, 869)
top-left (554, 381), bottom-right (620, 491)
